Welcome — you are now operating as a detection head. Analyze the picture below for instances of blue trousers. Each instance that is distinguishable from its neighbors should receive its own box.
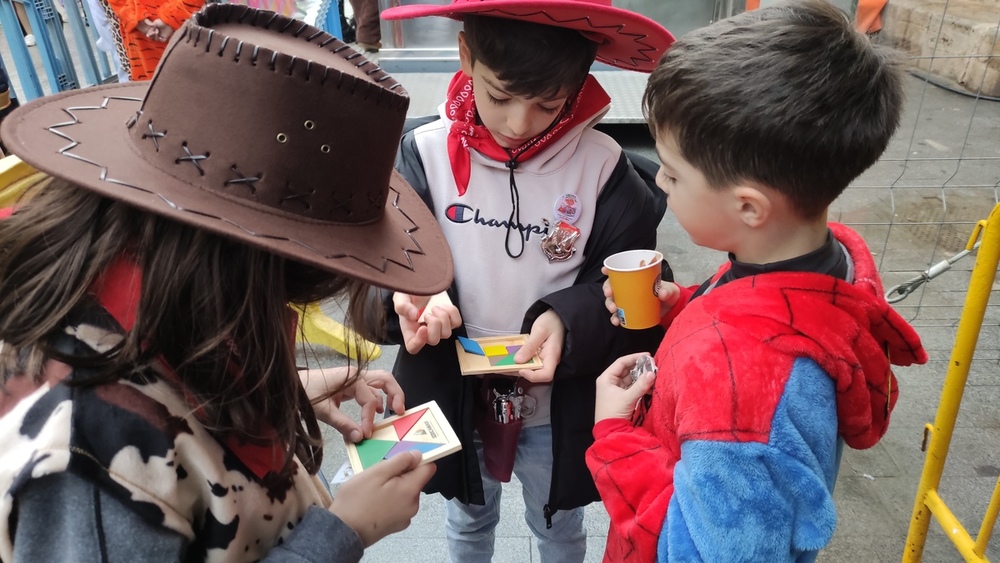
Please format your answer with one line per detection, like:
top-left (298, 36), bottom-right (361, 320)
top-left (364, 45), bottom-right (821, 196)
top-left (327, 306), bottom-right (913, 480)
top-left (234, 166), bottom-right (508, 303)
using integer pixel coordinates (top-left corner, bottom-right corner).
top-left (445, 425), bottom-right (586, 562)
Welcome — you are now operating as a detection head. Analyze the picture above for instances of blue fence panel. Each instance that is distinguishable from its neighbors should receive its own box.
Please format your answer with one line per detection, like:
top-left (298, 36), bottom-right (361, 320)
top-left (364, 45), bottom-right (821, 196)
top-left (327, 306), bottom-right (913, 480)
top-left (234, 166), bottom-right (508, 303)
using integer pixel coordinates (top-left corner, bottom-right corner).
top-left (0, 0), bottom-right (44, 99)
top-left (1, 0), bottom-right (117, 100)
top-left (2, 0), bottom-right (346, 103)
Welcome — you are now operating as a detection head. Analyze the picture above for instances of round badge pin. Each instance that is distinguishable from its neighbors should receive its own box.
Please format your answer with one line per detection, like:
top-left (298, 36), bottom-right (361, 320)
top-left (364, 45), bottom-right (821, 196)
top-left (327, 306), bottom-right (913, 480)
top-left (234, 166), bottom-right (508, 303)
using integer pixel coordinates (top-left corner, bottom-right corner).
top-left (553, 194), bottom-right (581, 225)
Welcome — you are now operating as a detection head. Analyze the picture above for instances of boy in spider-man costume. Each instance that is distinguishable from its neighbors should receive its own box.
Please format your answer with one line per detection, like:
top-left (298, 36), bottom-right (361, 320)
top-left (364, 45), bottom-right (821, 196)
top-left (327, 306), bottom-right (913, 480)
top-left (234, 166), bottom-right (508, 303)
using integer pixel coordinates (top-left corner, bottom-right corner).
top-left (586, 1), bottom-right (928, 561)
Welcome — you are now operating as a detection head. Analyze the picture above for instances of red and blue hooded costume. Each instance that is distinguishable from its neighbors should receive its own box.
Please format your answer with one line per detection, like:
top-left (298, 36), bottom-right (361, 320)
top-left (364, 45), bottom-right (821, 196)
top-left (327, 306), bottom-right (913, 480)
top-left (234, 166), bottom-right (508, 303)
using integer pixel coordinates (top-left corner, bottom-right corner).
top-left (586, 223), bottom-right (927, 562)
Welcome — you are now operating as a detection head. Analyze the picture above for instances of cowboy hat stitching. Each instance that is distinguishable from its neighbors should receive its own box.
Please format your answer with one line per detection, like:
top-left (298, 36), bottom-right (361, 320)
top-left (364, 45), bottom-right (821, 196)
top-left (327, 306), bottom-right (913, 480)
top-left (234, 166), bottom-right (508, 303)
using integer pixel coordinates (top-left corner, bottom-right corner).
top-left (45, 98), bottom-right (430, 275)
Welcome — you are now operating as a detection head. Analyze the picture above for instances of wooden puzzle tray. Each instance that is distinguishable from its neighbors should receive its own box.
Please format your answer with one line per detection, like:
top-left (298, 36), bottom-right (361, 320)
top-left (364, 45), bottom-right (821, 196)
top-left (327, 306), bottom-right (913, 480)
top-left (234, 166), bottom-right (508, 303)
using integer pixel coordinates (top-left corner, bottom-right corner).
top-left (455, 334), bottom-right (543, 376)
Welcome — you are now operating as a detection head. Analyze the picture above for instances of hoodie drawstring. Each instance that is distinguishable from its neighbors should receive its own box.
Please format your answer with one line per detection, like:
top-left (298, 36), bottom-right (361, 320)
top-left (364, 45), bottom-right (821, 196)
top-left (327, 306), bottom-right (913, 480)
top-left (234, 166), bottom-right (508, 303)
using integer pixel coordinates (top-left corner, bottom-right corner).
top-left (504, 157), bottom-right (524, 259)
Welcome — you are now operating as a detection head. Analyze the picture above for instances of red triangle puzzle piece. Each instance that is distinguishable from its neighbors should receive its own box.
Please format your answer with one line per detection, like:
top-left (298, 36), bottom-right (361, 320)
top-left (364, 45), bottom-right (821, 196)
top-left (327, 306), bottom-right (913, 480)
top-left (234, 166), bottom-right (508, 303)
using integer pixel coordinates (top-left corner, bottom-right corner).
top-left (392, 408), bottom-right (426, 439)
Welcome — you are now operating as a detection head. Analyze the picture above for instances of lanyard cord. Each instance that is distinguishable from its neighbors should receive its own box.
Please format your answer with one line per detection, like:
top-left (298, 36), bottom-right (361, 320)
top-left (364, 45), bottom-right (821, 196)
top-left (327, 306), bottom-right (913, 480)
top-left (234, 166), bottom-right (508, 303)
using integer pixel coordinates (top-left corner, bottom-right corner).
top-left (504, 156), bottom-right (523, 258)
top-left (496, 93), bottom-right (578, 259)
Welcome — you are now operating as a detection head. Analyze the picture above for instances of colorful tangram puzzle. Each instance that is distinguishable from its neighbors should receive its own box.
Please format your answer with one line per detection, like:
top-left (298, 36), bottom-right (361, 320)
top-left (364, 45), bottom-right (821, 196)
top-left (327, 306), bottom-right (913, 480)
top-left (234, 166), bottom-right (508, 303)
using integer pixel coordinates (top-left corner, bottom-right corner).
top-left (345, 400), bottom-right (461, 474)
top-left (455, 335), bottom-right (543, 376)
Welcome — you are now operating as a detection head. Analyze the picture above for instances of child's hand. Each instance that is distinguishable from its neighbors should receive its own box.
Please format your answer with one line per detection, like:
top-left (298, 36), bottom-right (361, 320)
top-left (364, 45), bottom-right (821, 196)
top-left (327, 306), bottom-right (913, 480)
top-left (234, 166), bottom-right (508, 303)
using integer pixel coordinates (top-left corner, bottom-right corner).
top-left (149, 19), bottom-right (174, 42)
top-left (299, 367), bottom-right (405, 443)
top-left (329, 450), bottom-right (435, 547)
top-left (602, 266), bottom-right (680, 327)
top-left (595, 352), bottom-right (657, 423)
top-left (392, 292), bottom-right (462, 354)
top-left (136, 18), bottom-right (157, 39)
top-left (515, 309), bottom-right (564, 382)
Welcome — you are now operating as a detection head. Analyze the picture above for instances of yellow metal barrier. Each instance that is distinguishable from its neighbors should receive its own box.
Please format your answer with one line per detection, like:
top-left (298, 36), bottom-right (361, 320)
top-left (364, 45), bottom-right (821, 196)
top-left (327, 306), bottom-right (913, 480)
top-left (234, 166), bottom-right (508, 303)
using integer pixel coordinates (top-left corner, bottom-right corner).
top-left (0, 155), bottom-right (379, 362)
top-left (903, 201), bottom-right (1000, 562)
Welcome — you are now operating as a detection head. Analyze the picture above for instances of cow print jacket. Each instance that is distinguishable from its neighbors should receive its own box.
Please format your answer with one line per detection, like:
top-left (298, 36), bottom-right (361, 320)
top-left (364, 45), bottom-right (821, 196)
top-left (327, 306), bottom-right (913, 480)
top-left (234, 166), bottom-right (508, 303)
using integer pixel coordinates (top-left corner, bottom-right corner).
top-left (0, 298), bottom-right (363, 562)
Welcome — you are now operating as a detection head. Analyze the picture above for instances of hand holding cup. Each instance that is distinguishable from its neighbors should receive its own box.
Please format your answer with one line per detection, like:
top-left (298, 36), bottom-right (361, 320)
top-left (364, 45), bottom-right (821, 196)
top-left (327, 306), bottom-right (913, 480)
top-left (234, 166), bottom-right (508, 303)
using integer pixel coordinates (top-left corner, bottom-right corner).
top-left (603, 250), bottom-right (675, 329)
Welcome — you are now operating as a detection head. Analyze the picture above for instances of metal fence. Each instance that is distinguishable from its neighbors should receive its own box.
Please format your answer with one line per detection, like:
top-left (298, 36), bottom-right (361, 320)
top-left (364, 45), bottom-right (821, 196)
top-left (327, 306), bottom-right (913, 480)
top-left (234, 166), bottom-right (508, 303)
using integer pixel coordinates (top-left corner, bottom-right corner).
top-left (0, 0), bottom-right (347, 102)
top-left (0, 0), bottom-right (114, 99)
top-left (841, 1), bottom-right (1000, 351)
top-left (837, 1), bottom-right (1000, 560)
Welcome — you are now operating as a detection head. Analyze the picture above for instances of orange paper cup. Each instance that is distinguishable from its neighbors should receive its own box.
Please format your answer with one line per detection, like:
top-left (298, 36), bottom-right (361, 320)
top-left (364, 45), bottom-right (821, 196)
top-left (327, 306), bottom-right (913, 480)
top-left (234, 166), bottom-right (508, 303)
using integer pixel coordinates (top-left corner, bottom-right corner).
top-left (604, 249), bottom-right (663, 330)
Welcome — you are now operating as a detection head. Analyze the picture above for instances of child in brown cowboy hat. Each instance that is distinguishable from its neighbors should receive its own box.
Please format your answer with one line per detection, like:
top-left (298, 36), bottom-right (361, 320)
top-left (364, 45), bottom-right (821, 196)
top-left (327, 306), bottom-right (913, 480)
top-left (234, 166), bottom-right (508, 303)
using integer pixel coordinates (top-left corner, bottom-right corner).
top-left (0, 4), bottom-right (454, 561)
top-left (375, 0), bottom-right (674, 560)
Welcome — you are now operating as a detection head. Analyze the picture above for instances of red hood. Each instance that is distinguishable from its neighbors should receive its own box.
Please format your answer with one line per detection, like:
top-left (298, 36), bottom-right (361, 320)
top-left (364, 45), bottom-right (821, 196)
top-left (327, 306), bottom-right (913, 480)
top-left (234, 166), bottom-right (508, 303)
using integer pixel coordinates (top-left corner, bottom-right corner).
top-left (690, 222), bottom-right (927, 448)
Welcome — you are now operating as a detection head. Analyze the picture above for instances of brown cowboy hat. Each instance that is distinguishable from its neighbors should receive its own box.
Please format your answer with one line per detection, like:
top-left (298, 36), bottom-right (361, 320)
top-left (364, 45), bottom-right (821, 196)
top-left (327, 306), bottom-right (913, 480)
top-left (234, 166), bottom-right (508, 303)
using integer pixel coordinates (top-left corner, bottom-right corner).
top-left (381, 0), bottom-right (674, 72)
top-left (0, 4), bottom-right (453, 295)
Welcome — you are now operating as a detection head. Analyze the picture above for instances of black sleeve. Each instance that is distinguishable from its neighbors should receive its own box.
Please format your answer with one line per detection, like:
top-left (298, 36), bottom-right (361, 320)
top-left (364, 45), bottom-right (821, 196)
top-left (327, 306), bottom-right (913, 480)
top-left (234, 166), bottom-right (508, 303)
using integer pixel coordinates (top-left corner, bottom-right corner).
top-left (373, 128), bottom-right (432, 346)
top-left (521, 151), bottom-right (668, 380)
top-left (12, 473), bottom-right (364, 563)
top-left (370, 121), bottom-right (459, 346)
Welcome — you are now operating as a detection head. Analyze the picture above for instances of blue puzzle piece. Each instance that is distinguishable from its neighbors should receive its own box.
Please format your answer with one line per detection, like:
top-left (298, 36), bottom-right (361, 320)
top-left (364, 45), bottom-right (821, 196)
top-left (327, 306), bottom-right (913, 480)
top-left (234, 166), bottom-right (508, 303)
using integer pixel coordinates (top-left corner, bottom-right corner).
top-left (458, 335), bottom-right (486, 356)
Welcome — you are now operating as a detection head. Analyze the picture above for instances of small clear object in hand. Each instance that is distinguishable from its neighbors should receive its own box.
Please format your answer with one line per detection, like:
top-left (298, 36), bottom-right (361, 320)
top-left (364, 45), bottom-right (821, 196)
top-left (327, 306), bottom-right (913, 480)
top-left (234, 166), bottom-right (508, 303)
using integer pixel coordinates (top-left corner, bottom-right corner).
top-left (627, 354), bottom-right (657, 388)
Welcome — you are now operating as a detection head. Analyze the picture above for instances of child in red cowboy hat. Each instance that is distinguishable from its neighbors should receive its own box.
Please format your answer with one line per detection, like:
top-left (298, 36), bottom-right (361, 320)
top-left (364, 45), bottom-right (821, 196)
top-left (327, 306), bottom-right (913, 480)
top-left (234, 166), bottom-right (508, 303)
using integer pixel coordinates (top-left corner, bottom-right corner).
top-left (375, 0), bottom-right (674, 560)
top-left (589, 1), bottom-right (926, 561)
top-left (0, 4), bottom-right (455, 561)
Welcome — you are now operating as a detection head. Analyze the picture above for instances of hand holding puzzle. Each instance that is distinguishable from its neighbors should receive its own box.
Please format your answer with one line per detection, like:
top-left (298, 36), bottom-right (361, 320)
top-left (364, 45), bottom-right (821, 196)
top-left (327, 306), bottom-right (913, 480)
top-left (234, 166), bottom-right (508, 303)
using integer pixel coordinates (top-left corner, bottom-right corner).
top-left (455, 334), bottom-right (544, 376)
top-left (345, 400), bottom-right (462, 474)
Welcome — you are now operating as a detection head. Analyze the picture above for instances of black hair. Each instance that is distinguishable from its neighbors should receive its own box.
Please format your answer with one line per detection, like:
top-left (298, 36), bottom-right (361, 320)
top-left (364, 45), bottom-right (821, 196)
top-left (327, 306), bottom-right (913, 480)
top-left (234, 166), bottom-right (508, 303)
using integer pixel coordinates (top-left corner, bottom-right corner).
top-left (643, 0), bottom-right (904, 218)
top-left (462, 15), bottom-right (599, 99)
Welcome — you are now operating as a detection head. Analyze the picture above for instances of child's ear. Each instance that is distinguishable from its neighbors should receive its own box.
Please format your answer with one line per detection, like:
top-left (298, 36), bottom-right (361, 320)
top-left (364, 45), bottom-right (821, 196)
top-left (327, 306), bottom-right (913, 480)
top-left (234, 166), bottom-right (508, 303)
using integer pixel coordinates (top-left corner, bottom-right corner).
top-left (458, 32), bottom-right (474, 77)
top-left (732, 185), bottom-right (772, 228)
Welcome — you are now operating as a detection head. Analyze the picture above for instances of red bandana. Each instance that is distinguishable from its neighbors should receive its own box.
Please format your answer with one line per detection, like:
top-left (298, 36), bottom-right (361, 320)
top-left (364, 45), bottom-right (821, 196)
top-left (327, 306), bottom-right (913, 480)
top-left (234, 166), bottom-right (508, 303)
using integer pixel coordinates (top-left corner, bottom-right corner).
top-left (445, 71), bottom-right (611, 196)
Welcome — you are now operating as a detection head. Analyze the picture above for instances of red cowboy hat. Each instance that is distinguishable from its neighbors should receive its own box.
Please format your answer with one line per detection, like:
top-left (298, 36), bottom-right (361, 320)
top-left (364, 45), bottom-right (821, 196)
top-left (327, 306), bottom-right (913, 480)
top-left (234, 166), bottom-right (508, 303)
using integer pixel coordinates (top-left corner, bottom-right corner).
top-left (1, 4), bottom-right (453, 296)
top-left (381, 0), bottom-right (674, 72)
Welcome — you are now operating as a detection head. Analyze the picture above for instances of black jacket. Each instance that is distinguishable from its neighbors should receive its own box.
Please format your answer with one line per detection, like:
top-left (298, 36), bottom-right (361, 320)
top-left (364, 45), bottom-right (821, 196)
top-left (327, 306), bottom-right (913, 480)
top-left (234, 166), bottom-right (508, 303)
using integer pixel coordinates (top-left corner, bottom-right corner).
top-left (379, 117), bottom-right (670, 517)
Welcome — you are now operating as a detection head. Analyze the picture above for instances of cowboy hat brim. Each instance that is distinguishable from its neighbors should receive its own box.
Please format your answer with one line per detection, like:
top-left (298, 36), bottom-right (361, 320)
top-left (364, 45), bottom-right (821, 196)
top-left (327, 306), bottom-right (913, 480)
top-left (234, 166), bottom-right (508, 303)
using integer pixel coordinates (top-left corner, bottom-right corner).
top-left (1, 82), bottom-right (454, 296)
top-left (381, 0), bottom-right (674, 72)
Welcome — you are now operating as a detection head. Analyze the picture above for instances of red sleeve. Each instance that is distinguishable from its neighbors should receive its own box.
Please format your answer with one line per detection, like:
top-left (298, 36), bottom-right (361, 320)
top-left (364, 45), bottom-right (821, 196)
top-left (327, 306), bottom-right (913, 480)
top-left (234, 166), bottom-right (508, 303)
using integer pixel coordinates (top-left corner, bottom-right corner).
top-left (586, 418), bottom-right (677, 562)
top-left (659, 283), bottom-right (696, 329)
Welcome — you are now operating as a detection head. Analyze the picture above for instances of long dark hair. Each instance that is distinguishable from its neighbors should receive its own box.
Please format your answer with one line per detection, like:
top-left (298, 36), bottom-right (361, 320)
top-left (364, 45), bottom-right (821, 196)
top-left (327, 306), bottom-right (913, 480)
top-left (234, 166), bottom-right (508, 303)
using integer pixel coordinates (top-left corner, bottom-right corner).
top-left (0, 178), bottom-right (380, 474)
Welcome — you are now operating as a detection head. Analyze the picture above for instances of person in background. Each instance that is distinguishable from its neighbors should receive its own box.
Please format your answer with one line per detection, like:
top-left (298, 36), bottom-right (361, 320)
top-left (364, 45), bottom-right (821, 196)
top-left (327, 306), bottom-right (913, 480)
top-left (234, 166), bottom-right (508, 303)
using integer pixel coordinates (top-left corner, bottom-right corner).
top-left (348, 0), bottom-right (380, 52)
top-left (13, 0), bottom-right (36, 47)
top-left (86, 0), bottom-right (130, 82)
top-left (104, 0), bottom-right (205, 80)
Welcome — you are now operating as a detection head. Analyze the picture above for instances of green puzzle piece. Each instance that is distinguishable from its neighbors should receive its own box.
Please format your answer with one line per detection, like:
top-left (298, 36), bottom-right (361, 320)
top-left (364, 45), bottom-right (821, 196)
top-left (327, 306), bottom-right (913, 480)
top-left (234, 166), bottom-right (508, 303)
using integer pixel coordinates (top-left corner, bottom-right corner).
top-left (493, 354), bottom-right (517, 366)
top-left (355, 439), bottom-right (396, 469)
